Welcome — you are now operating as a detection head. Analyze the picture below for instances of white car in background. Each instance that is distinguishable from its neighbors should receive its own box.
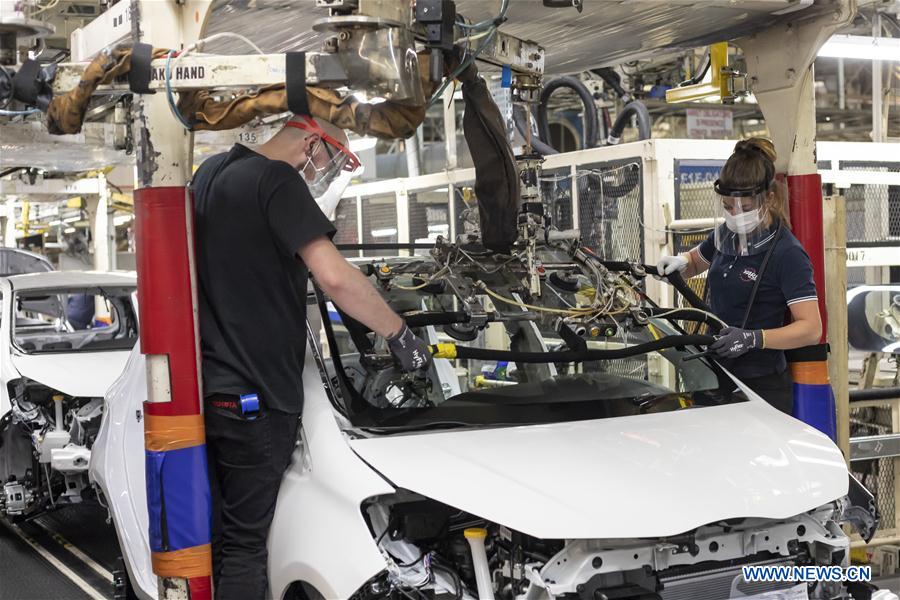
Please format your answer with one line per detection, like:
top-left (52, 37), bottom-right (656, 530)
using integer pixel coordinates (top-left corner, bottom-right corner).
top-left (0, 271), bottom-right (138, 520)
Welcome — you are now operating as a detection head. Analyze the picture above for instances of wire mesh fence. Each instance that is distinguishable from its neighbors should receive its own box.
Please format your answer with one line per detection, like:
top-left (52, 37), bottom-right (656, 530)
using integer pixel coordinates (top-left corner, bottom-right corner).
top-left (409, 189), bottom-right (451, 244)
top-left (539, 168), bottom-right (575, 231)
top-left (333, 197), bottom-right (359, 258)
top-left (672, 159), bottom-right (900, 248)
top-left (850, 405), bottom-right (897, 532)
top-left (840, 162), bottom-right (900, 246)
top-left (361, 194), bottom-right (399, 257)
top-left (576, 160), bottom-right (644, 263)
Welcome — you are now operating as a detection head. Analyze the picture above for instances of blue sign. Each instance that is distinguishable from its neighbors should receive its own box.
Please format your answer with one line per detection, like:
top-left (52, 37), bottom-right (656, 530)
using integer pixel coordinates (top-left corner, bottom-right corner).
top-left (678, 163), bottom-right (722, 186)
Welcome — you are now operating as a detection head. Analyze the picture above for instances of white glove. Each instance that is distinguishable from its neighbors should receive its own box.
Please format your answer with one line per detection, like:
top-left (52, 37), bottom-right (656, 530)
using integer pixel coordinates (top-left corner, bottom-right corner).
top-left (657, 255), bottom-right (689, 277)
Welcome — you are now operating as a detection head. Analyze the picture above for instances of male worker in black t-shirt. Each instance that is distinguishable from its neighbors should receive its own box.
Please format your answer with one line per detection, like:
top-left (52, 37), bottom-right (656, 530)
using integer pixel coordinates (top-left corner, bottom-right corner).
top-left (192, 114), bottom-right (431, 599)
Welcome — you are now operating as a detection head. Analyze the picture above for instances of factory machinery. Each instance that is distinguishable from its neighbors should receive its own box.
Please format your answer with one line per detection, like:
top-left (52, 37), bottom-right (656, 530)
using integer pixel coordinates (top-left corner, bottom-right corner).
top-left (0, 2), bottom-right (886, 600)
top-left (326, 194), bottom-right (721, 418)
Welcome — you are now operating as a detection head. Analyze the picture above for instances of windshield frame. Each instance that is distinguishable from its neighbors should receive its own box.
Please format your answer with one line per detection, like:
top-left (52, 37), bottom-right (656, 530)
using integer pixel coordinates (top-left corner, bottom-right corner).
top-left (308, 274), bottom-right (742, 434)
top-left (10, 284), bottom-right (139, 355)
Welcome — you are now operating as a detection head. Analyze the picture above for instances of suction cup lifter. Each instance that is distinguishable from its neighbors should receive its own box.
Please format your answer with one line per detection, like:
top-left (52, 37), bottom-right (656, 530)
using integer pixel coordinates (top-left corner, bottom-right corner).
top-left (311, 0), bottom-right (544, 103)
top-left (312, 7), bottom-right (425, 104)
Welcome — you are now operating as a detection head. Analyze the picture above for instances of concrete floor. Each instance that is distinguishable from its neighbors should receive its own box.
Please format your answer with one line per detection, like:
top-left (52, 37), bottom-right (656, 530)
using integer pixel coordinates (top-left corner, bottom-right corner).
top-left (0, 505), bottom-right (117, 600)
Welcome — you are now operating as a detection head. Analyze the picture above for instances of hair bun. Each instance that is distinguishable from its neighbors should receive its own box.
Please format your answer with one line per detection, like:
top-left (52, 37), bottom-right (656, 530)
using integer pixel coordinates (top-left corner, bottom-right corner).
top-left (734, 137), bottom-right (777, 164)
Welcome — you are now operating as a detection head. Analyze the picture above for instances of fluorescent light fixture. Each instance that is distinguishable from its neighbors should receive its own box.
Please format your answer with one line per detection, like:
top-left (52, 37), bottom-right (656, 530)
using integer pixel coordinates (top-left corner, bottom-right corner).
top-left (370, 227), bottom-right (398, 238)
top-left (48, 219), bottom-right (62, 226)
top-left (64, 227), bottom-right (76, 234)
top-left (113, 214), bottom-right (134, 226)
top-left (427, 224), bottom-right (449, 233)
top-left (818, 35), bottom-right (900, 61)
top-left (433, 187), bottom-right (448, 193)
top-left (350, 137), bottom-right (378, 153)
top-left (63, 215), bottom-right (81, 223)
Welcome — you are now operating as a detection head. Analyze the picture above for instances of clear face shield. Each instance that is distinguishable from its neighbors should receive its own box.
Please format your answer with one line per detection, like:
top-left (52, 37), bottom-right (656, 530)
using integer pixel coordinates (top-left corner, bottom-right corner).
top-left (713, 179), bottom-right (774, 256)
top-left (283, 117), bottom-right (361, 198)
top-left (314, 164), bottom-right (363, 219)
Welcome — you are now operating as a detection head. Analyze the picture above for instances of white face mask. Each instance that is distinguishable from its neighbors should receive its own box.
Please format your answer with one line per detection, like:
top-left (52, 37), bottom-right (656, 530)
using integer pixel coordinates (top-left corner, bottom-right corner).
top-left (724, 209), bottom-right (761, 235)
top-left (301, 151), bottom-right (329, 196)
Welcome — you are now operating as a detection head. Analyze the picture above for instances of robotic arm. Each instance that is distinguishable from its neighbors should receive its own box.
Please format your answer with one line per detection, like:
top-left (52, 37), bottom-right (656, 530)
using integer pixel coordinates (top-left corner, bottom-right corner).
top-left (1, 1), bottom-right (543, 139)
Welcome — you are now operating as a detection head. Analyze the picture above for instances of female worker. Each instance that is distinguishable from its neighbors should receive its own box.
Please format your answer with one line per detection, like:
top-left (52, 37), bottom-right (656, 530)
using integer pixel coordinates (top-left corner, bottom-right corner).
top-left (657, 138), bottom-right (822, 414)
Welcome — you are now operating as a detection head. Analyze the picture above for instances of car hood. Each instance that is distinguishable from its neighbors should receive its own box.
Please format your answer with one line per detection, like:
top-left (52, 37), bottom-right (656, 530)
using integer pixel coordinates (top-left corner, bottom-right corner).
top-left (349, 398), bottom-right (849, 539)
top-left (12, 351), bottom-right (131, 397)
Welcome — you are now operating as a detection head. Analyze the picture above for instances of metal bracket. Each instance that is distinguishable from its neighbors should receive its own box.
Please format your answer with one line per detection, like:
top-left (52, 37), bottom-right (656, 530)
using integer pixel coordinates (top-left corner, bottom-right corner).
top-left (665, 42), bottom-right (730, 104)
top-left (721, 66), bottom-right (751, 104)
top-left (850, 432), bottom-right (900, 461)
top-left (475, 31), bottom-right (545, 78)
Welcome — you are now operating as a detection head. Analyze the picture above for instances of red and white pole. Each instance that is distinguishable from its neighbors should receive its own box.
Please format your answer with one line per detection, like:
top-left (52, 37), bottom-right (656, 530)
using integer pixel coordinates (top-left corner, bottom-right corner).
top-left (136, 186), bottom-right (212, 600)
top-left (788, 172), bottom-right (827, 341)
top-left (130, 2), bottom-right (214, 598)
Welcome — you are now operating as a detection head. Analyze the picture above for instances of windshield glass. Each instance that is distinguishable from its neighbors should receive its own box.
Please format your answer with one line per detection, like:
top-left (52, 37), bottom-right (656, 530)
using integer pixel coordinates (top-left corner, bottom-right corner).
top-left (13, 286), bottom-right (138, 354)
top-left (311, 248), bottom-right (744, 432)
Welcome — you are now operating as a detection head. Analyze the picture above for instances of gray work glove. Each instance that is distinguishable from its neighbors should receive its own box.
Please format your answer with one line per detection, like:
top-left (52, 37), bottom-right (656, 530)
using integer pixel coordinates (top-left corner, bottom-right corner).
top-left (710, 326), bottom-right (763, 358)
top-left (387, 324), bottom-right (432, 372)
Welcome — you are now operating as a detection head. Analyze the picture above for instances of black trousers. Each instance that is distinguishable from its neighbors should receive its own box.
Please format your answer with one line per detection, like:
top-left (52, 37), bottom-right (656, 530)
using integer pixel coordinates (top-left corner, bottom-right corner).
top-left (204, 394), bottom-right (300, 600)
top-left (740, 368), bottom-right (794, 415)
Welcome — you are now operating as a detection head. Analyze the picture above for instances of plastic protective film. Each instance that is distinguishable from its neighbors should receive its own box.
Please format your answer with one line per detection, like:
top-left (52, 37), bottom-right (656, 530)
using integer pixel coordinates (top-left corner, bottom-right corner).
top-left (203, 0), bottom-right (812, 76)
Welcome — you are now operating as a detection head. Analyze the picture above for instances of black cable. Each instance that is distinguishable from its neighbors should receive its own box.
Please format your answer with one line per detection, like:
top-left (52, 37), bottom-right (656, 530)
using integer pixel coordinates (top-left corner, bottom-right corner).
top-left (512, 105), bottom-right (558, 155)
top-left (0, 66), bottom-right (13, 108)
top-left (376, 526), bottom-right (390, 545)
top-left (396, 552), bottom-right (426, 568)
top-left (643, 307), bottom-right (723, 334)
top-left (577, 164), bottom-right (641, 201)
top-left (430, 561), bottom-right (463, 600)
top-left (0, 167), bottom-right (25, 179)
top-left (679, 52), bottom-right (711, 87)
top-left (880, 11), bottom-right (900, 35)
top-left (336, 243), bottom-right (437, 251)
top-left (607, 100), bottom-right (652, 144)
top-left (591, 67), bottom-right (630, 101)
top-left (403, 311), bottom-right (471, 328)
top-left (607, 263), bottom-right (709, 312)
top-left (438, 334), bottom-right (713, 363)
top-left (536, 76), bottom-right (600, 150)
top-left (38, 49), bottom-right (70, 64)
top-left (395, 586), bottom-right (428, 600)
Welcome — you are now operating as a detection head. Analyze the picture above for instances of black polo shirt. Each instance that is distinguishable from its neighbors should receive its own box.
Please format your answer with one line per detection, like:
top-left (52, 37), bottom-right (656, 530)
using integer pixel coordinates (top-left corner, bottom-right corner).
top-left (697, 226), bottom-right (818, 379)
top-left (192, 144), bottom-right (336, 413)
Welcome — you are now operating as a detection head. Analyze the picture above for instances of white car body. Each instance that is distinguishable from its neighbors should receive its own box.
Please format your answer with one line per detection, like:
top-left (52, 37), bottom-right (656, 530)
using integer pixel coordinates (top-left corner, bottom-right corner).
top-left (0, 271), bottom-right (137, 519)
top-left (97, 341), bottom-right (864, 600)
top-left (0, 272), bottom-right (136, 416)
